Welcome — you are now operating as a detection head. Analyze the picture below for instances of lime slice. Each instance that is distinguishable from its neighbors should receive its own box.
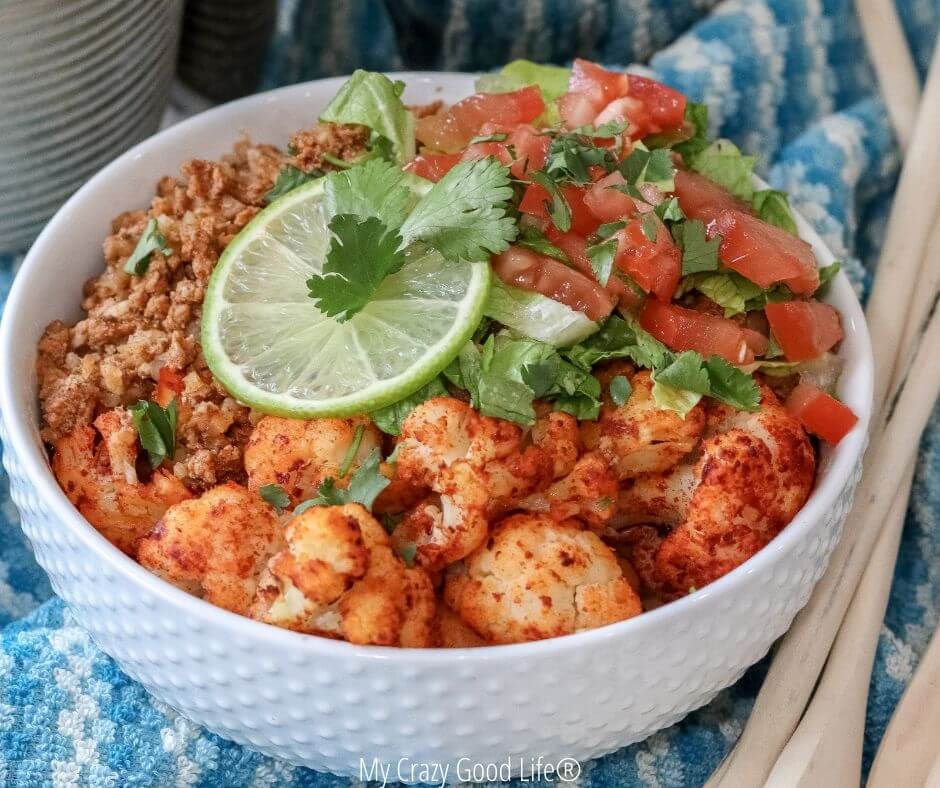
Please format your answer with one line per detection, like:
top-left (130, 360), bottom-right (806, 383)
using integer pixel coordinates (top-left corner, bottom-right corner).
top-left (202, 178), bottom-right (491, 417)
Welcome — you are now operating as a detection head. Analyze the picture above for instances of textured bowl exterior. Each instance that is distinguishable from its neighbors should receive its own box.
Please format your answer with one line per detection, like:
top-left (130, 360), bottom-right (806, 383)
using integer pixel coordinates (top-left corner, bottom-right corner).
top-left (0, 74), bottom-right (873, 780)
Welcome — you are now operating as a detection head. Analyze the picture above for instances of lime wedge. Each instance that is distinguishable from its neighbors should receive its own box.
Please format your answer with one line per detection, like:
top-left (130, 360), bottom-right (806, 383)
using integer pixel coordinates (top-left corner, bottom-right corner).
top-left (202, 179), bottom-right (490, 417)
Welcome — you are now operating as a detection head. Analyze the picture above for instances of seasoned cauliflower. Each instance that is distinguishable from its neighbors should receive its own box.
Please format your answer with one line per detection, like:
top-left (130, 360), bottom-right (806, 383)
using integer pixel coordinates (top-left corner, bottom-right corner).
top-left (254, 504), bottom-right (435, 647)
top-left (581, 369), bottom-right (705, 478)
top-left (137, 482), bottom-right (282, 614)
top-left (444, 513), bottom-right (641, 644)
top-left (519, 453), bottom-right (618, 529)
top-left (612, 385), bottom-right (815, 596)
top-left (244, 416), bottom-right (382, 506)
top-left (436, 603), bottom-right (490, 648)
top-left (390, 398), bottom-right (579, 569)
top-left (52, 411), bottom-right (192, 555)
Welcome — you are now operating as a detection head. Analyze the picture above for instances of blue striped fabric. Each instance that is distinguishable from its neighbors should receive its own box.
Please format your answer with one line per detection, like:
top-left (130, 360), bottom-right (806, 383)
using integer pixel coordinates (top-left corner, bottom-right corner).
top-left (1, 1), bottom-right (938, 784)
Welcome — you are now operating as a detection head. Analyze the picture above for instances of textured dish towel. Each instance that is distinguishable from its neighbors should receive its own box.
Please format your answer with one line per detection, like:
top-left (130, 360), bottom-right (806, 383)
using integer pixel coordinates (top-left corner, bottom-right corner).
top-left (2, 1), bottom-right (940, 785)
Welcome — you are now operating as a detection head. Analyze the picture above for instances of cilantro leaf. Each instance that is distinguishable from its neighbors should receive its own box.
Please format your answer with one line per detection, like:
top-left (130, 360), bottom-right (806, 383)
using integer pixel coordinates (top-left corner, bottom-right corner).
top-left (400, 157), bottom-right (517, 261)
top-left (123, 218), bottom-right (171, 275)
top-left (565, 315), bottom-right (671, 371)
top-left (641, 213), bottom-right (659, 242)
top-left (703, 356), bottom-right (761, 410)
top-left (259, 483), bottom-right (291, 513)
top-left (609, 375), bottom-right (632, 406)
top-left (673, 219), bottom-right (721, 275)
top-left (618, 146), bottom-right (676, 190)
top-left (655, 196), bottom-right (685, 223)
top-left (814, 261), bottom-right (841, 297)
top-left (265, 165), bottom-right (321, 204)
top-left (323, 158), bottom-right (412, 227)
top-left (596, 220), bottom-right (627, 239)
top-left (306, 214), bottom-right (406, 322)
top-left (527, 170), bottom-right (572, 233)
top-left (517, 225), bottom-right (570, 263)
top-left (544, 134), bottom-right (615, 185)
top-left (371, 377), bottom-right (449, 435)
top-left (672, 102), bottom-right (710, 159)
top-left (129, 398), bottom-right (178, 468)
top-left (752, 189), bottom-right (798, 235)
top-left (686, 140), bottom-right (756, 201)
top-left (295, 448), bottom-right (390, 513)
top-left (319, 70), bottom-right (415, 163)
top-left (586, 237), bottom-right (617, 286)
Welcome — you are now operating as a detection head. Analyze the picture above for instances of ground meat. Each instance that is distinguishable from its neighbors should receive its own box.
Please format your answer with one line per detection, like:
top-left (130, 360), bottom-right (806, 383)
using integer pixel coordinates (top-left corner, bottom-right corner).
top-left (36, 123), bottom-right (362, 492)
top-left (288, 122), bottom-right (370, 173)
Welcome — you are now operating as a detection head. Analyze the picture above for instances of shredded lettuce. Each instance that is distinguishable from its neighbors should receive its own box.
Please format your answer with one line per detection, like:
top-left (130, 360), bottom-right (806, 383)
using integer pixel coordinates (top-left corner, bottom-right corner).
top-left (484, 278), bottom-right (599, 347)
top-left (752, 189), bottom-right (798, 234)
top-left (319, 70), bottom-right (416, 163)
top-left (685, 139), bottom-right (756, 201)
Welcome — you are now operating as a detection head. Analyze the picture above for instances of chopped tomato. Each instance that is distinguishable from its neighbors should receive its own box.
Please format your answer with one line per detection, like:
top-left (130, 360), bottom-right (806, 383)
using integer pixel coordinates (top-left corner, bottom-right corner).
top-left (584, 171), bottom-right (638, 223)
top-left (545, 226), bottom-right (640, 309)
top-left (569, 59), bottom-right (629, 110)
top-left (673, 170), bottom-right (751, 231)
top-left (785, 382), bottom-right (858, 444)
top-left (639, 300), bottom-right (758, 364)
top-left (504, 124), bottom-right (551, 178)
top-left (415, 86), bottom-right (545, 153)
top-left (558, 91), bottom-right (599, 129)
top-left (764, 300), bottom-right (843, 361)
top-left (461, 140), bottom-right (512, 164)
top-left (405, 152), bottom-right (461, 182)
top-left (519, 183), bottom-right (600, 236)
top-left (716, 210), bottom-right (820, 294)
top-left (492, 245), bottom-right (614, 321)
top-left (614, 218), bottom-right (681, 302)
top-left (625, 75), bottom-right (686, 137)
top-left (562, 61), bottom-right (686, 138)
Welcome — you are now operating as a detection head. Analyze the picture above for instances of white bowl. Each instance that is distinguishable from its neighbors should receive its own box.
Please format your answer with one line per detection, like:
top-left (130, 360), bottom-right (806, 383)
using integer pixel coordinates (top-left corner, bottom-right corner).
top-left (0, 73), bottom-right (873, 781)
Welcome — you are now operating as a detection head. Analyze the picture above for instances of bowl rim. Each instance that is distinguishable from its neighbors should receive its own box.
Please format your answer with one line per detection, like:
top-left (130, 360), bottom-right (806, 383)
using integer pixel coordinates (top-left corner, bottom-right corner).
top-left (0, 71), bottom-right (874, 662)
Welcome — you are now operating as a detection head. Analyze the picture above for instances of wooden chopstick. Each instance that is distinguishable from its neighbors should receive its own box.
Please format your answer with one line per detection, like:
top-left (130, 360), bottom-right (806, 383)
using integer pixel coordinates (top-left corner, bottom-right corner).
top-left (707, 39), bottom-right (940, 784)
top-left (869, 621), bottom-right (940, 785)
top-left (855, 0), bottom-right (922, 151)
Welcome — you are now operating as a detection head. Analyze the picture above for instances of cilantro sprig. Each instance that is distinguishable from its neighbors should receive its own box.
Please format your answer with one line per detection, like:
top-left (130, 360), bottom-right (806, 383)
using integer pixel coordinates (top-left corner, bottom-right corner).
top-left (124, 219), bottom-right (171, 276)
top-left (129, 398), bottom-right (178, 468)
top-left (307, 157), bottom-right (517, 322)
top-left (294, 449), bottom-right (390, 514)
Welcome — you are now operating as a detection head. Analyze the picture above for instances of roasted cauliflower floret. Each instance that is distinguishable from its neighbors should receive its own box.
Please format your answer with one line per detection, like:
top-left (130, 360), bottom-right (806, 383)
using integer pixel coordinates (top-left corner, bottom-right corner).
top-left (52, 412), bottom-right (192, 555)
top-left (244, 416), bottom-right (382, 506)
top-left (390, 398), bottom-right (578, 569)
top-left (137, 482), bottom-right (282, 614)
top-left (581, 369), bottom-right (705, 478)
top-left (254, 504), bottom-right (435, 647)
top-left (436, 603), bottom-right (490, 648)
top-left (443, 513), bottom-right (641, 644)
top-left (612, 386), bottom-right (815, 596)
top-left (519, 453), bottom-right (618, 529)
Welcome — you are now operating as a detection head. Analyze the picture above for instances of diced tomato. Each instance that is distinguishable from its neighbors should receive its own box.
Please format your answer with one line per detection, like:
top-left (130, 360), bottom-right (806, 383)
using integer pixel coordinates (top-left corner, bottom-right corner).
top-left (492, 245), bottom-right (614, 321)
top-left (558, 91), bottom-right (599, 129)
top-left (545, 226), bottom-right (640, 309)
top-left (614, 218), bottom-right (681, 302)
top-left (504, 124), bottom-right (551, 178)
top-left (404, 152), bottom-right (461, 182)
top-left (519, 183), bottom-right (600, 236)
top-left (785, 382), bottom-right (858, 444)
top-left (626, 75), bottom-right (687, 136)
top-left (639, 300), bottom-right (758, 364)
top-left (415, 86), bottom-right (545, 153)
top-left (673, 170), bottom-right (752, 231)
top-left (155, 366), bottom-right (184, 408)
top-left (764, 300), bottom-right (843, 361)
top-left (461, 140), bottom-right (512, 165)
top-left (584, 171), bottom-right (638, 223)
top-left (716, 210), bottom-right (820, 294)
top-left (569, 59), bottom-right (629, 110)
top-left (594, 96), bottom-right (645, 132)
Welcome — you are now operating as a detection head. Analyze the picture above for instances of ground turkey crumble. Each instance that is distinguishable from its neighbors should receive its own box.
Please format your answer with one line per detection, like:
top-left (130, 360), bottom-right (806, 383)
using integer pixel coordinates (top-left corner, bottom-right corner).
top-left (37, 122), bottom-right (370, 492)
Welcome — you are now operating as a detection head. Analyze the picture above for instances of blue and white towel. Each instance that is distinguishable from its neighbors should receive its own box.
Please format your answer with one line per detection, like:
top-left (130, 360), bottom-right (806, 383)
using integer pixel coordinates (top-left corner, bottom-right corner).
top-left (1, 1), bottom-right (939, 784)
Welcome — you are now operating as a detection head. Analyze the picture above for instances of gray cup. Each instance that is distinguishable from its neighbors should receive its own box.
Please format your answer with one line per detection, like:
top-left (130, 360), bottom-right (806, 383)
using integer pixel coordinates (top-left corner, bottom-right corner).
top-left (0, 0), bottom-right (184, 252)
